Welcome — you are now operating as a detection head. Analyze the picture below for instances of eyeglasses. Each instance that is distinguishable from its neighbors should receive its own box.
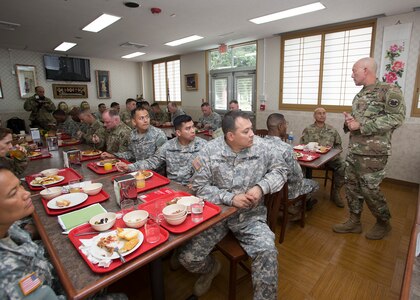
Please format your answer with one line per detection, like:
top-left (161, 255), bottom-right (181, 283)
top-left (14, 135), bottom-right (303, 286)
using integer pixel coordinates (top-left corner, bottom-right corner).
top-left (138, 115), bottom-right (150, 121)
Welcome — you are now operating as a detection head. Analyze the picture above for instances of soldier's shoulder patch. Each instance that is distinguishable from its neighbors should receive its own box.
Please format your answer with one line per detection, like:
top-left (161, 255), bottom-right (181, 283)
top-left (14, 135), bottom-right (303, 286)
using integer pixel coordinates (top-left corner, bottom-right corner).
top-left (388, 98), bottom-right (400, 108)
top-left (192, 156), bottom-right (204, 172)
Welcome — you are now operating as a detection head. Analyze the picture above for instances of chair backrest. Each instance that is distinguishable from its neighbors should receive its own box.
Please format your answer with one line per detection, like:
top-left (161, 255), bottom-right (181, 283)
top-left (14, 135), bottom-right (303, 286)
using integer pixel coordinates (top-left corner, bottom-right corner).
top-left (264, 183), bottom-right (288, 232)
top-left (255, 129), bottom-right (268, 138)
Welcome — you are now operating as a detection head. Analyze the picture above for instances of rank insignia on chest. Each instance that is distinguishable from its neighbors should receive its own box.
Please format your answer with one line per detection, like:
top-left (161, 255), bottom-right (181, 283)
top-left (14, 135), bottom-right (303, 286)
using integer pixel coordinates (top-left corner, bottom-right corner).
top-left (388, 98), bottom-right (400, 107)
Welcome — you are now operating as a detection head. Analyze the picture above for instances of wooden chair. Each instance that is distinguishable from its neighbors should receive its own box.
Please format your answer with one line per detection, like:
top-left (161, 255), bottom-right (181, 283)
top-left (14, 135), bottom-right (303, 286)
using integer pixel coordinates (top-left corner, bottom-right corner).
top-left (279, 191), bottom-right (307, 244)
top-left (255, 129), bottom-right (268, 137)
top-left (215, 184), bottom-right (286, 300)
top-left (312, 166), bottom-right (335, 199)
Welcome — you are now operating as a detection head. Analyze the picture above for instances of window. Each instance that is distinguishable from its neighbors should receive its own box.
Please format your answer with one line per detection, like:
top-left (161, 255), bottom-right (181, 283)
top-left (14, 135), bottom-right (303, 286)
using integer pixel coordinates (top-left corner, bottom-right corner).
top-left (152, 57), bottom-right (181, 102)
top-left (280, 20), bottom-right (375, 111)
top-left (209, 42), bottom-right (256, 70)
top-left (411, 55), bottom-right (420, 117)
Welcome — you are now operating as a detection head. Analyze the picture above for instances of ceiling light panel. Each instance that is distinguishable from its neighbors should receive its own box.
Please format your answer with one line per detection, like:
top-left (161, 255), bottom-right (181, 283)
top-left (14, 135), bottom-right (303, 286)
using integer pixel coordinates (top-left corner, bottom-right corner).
top-left (250, 2), bottom-right (326, 24)
top-left (83, 14), bottom-right (121, 33)
top-left (121, 52), bottom-right (145, 59)
top-left (54, 42), bottom-right (77, 51)
top-left (165, 35), bottom-right (203, 46)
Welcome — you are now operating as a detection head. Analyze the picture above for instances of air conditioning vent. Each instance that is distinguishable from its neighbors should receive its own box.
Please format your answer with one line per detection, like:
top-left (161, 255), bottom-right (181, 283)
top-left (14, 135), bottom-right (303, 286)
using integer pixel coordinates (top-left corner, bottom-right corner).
top-left (120, 42), bottom-right (148, 49)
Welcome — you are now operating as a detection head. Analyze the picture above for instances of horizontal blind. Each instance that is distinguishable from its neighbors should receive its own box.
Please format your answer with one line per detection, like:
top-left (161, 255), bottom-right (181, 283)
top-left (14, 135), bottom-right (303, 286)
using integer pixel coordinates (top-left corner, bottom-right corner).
top-left (235, 76), bottom-right (253, 111)
top-left (321, 26), bottom-right (373, 106)
top-left (214, 78), bottom-right (228, 110)
top-left (153, 62), bottom-right (166, 102)
top-left (167, 60), bottom-right (181, 102)
top-left (283, 35), bottom-right (322, 105)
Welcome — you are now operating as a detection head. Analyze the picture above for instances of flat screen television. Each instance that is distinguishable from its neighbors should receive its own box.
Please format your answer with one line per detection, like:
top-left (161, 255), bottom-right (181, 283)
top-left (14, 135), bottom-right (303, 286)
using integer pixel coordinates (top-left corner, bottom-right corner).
top-left (43, 55), bottom-right (91, 82)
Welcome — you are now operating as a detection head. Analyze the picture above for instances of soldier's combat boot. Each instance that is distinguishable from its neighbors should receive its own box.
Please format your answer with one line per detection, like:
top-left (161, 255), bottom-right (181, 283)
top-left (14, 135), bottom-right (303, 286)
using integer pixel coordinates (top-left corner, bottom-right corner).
top-left (332, 213), bottom-right (362, 233)
top-left (193, 258), bottom-right (221, 296)
top-left (365, 219), bottom-right (391, 240)
top-left (331, 188), bottom-right (344, 208)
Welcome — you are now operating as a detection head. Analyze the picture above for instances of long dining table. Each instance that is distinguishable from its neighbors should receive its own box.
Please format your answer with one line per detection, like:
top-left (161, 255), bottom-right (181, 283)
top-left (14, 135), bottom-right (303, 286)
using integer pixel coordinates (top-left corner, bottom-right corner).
top-left (22, 143), bottom-right (237, 300)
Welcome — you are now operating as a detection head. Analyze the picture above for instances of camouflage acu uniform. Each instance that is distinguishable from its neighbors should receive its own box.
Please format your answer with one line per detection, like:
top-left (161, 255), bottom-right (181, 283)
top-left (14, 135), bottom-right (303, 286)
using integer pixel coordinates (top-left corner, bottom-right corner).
top-left (120, 111), bottom-right (134, 128)
top-left (57, 117), bottom-right (87, 138)
top-left (115, 126), bottom-right (167, 163)
top-left (170, 108), bottom-right (186, 123)
top-left (23, 95), bottom-right (56, 130)
top-left (198, 112), bottom-right (222, 130)
top-left (105, 122), bottom-right (131, 154)
top-left (151, 111), bottom-right (170, 124)
top-left (265, 135), bottom-right (318, 199)
top-left (345, 80), bottom-right (405, 221)
top-left (80, 119), bottom-right (106, 150)
top-left (0, 223), bottom-right (66, 299)
top-left (300, 122), bottom-right (346, 189)
top-left (178, 136), bottom-right (288, 300)
top-left (0, 155), bottom-right (28, 176)
top-left (129, 136), bottom-right (207, 185)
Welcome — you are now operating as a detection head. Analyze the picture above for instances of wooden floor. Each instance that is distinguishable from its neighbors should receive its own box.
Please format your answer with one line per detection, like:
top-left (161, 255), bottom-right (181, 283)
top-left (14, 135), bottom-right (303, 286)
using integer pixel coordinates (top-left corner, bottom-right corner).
top-left (109, 176), bottom-right (419, 300)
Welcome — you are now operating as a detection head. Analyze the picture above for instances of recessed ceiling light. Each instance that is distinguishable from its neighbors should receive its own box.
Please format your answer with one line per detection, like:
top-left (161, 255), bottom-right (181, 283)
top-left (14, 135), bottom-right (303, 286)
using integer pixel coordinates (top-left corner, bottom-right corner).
top-left (82, 14), bottom-right (121, 33)
top-left (54, 42), bottom-right (77, 51)
top-left (121, 52), bottom-right (145, 59)
top-left (165, 35), bottom-right (203, 47)
top-left (249, 2), bottom-right (325, 24)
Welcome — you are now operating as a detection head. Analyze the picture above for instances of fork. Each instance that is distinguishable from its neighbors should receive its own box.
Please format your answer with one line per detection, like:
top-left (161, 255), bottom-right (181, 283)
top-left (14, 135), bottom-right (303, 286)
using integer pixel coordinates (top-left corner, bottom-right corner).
top-left (114, 247), bottom-right (126, 263)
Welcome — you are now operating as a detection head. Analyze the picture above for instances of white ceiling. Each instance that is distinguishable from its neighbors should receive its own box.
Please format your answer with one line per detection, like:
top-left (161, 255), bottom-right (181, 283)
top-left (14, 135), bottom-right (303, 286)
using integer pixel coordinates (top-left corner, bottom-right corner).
top-left (0, 0), bottom-right (418, 62)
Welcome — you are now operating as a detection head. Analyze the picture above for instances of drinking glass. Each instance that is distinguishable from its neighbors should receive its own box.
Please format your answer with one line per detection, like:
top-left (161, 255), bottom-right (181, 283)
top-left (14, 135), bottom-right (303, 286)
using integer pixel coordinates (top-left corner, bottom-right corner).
top-left (145, 219), bottom-right (160, 243)
top-left (103, 162), bottom-right (113, 171)
top-left (120, 199), bottom-right (134, 215)
top-left (191, 202), bottom-right (204, 223)
top-left (69, 180), bottom-right (81, 193)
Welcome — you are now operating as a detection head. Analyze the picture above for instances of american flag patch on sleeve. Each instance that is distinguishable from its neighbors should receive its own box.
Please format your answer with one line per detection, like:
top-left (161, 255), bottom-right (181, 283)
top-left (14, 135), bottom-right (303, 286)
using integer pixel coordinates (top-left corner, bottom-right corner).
top-left (19, 272), bottom-right (42, 296)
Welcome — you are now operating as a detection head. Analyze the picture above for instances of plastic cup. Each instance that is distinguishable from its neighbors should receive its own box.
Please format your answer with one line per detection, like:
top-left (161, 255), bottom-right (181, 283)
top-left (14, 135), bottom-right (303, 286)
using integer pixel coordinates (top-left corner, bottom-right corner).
top-left (69, 181), bottom-right (81, 193)
top-left (191, 202), bottom-right (204, 223)
top-left (120, 199), bottom-right (134, 215)
top-left (103, 162), bottom-right (112, 171)
top-left (145, 219), bottom-right (160, 243)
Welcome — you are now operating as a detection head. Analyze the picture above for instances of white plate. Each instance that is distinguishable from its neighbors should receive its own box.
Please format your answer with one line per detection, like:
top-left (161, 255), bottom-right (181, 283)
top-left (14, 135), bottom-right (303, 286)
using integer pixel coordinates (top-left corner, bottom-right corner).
top-left (30, 175), bottom-right (65, 186)
top-left (47, 193), bottom-right (88, 209)
top-left (176, 196), bottom-right (201, 213)
top-left (293, 145), bottom-right (305, 150)
top-left (81, 150), bottom-right (102, 156)
top-left (89, 229), bottom-right (144, 260)
top-left (129, 171), bottom-right (154, 180)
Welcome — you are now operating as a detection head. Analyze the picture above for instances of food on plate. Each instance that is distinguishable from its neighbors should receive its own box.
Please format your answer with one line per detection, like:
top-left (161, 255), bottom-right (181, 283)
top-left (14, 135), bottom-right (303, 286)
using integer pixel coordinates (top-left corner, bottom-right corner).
top-left (116, 228), bottom-right (138, 240)
top-left (294, 151), bottom-right (303, 158)
top-left (94, 218), bottom-right (109, 225)
top-left (28, 151), bottom-right (42, 157)
top-left (166, 197), bottom-right (181, 206)
top-left (97, 159), bottom-right (120, 166)
top-left (31, 175), bottom-right (63, 185)
top-left (97, 235), bottom-right (119, 254)
top-left (317, 146), bottom-right (330, 153)
top-left (81, 150), bottom-right (102, 156)
top-left (56, 199), bottom-right (71, 207)
top-left (121, 238), bottom-right (139, 252)
top-left (172, 209), bottom-right (183, 215)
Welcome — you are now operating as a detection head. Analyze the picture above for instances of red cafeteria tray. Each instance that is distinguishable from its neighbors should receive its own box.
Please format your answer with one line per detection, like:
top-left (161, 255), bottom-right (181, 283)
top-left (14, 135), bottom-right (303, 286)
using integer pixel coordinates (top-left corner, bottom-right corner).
top-left (81, 154), bottom-right (102, 162)
top-left (138, 187), bottom-right (177, 203)
top-left (25, 168), bottom-right (83, 191)
top-left (297, 153), bottom-right (321, 162)
top-left (28, 151), bottom-right (52, 160)
top-left (138, 191), bottom-right (221, 234)
top-left (41, 189), bottom-right (110, 216)
top-left (68, 220), bottom-right (169, 273)
top-left (86, 159), bottom-right (130, 175)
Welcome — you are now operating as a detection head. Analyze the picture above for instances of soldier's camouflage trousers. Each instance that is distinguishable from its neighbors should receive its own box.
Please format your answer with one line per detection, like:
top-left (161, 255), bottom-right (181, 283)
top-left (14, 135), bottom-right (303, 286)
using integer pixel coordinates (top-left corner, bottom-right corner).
top-left (345, 153), bottom-right (391, 221)
top-left (325, 156), bottom-right (346, 189)
top-left (178, 206), bottom-right (278, 300)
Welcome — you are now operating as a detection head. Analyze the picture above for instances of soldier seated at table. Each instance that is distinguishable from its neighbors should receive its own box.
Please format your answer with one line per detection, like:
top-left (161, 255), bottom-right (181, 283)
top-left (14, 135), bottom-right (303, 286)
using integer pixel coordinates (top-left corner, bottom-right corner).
top-left (196, 102), bottom-right (222, 131)
top-left (164, 102), bottom-right (186, 126)
top-left (150, 103), bottom-right (170, 126)
top-left (53, 107), bottom-right (87, 138)
top-left (116, 114), bottom-right (207, 185)
top-left (101, 106), bottom-right (167, 173)
top-left (177, 111), bottom-right (288, 298)
top-left (76, 109), bottom-right (106, 150)
top-left (265, 113), bottom-right (319, 217)
top-left (92, 109), bottom-right (131, 154)
top-left (120, 98), bottom-right (137, 129)
top-left (0, 128), bottom-right (27, 176)
top-left (0, 164), bottom-right (128, 300)
top-left (300, 107), bottom-right (346, 208)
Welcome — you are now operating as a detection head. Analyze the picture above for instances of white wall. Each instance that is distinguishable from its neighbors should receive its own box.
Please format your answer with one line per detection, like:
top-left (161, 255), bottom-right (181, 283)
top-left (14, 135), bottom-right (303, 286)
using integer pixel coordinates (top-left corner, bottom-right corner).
top-left (0, 48), bottom-right (142, 127)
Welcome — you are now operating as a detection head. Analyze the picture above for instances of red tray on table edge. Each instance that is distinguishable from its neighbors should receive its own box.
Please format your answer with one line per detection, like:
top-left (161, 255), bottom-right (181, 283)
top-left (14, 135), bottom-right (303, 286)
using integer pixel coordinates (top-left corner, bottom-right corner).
top-left (25, 168), bottom-right (83, 191)
top-left (138, 187), bottom-right (177, 203)
top-left (86, 159), bottom-right (130, 175)
top-left (138, 191), bottom-right (221, 234)
top-left (41, 189), bottom-right (110, 216)
top-left (112, 171), bottom-right (171, 194)
top-left (29, 151), bottom-right (52, 160)
top-left (68, 220), bottom-right (169, 273)
top-left (297, 153), bottom-right (321, 162)
top-left (293, 144), bottom-right (332, 154)
top-left (59, 133), bottom-right (71, 140)
top-left (59, 140), bottom-right (82, 147)
top-left (80, 154), bottom-right (102, 162)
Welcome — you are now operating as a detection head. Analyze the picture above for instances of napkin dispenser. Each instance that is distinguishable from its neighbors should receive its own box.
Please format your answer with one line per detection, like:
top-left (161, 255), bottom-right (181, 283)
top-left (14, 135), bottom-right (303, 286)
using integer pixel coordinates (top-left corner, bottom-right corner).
top-left (113, 174), bottom-right (137, 207)
top-left (63, 148), bottom-right (81, 168)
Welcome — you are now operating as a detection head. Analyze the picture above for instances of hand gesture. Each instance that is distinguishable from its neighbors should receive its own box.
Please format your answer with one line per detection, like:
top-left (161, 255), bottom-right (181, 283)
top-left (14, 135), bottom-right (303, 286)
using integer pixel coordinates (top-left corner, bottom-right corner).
top-left (115, 162), bottom-right (129, 172)
top-left (246, 185), bottom-right (263, 208)
top-left (232, 193), bottom-right (255, 209)
top-left (101, 152), bottom-right (115, 159)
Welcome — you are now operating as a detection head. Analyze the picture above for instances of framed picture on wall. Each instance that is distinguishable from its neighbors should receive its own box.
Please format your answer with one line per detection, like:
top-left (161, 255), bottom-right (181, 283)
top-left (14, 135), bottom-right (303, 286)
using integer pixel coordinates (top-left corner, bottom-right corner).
top-left (15, 64), bottom-right (38, 98)
top-left (185, 73), bottom-right (198, 91)
top-left (52, 84), bottom-right (88, 99)
top-left (0, 80), bottom-right (3, 99)
top-left (96, 70), bottom-right (111, 99)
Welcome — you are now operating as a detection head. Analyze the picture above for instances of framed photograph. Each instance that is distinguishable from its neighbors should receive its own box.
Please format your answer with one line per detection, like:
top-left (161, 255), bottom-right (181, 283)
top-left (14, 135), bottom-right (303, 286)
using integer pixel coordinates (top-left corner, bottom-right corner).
top-left (15, 64), bottom-right (37, 98)
top-left (185, 73), bottom-right (198, 91)
top-left (0, 80), bottom-right (3, 99)
top-left (52, 84), bottom-right (88, 99)
top-left (95, 70), bottom-right (111, 98)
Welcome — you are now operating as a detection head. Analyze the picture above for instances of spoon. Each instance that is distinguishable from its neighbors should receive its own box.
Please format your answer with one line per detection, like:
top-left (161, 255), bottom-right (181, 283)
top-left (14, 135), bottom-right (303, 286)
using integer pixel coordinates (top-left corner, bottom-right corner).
top-left (114, 247), bottom-right (126, 263)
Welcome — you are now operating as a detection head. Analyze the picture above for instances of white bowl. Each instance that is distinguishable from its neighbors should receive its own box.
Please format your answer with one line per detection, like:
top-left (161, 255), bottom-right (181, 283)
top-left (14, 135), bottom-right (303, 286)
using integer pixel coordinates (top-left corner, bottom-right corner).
top-left (83, 183), bottom-right (103, 196)
top-left (41, 168), bottom-right (59, 177)
top-left (123, 210), bottom-right (149, 228)
top-left (89, 212), bottom-right (116, 231)
top-left (162, 204), bottom-right (187, 220)
top-left (165, 212), bottom-right (187, 226)
top-left (176, 196), bottom-right (201, 213)
top-left (40, 186), bottom-right (63, 200)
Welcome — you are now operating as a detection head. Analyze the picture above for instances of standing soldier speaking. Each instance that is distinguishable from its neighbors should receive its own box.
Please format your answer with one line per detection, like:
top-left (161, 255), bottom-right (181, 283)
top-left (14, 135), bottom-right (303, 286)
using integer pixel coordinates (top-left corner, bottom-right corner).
top-left (332, 57), bottom-right (406, 240)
